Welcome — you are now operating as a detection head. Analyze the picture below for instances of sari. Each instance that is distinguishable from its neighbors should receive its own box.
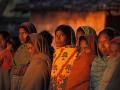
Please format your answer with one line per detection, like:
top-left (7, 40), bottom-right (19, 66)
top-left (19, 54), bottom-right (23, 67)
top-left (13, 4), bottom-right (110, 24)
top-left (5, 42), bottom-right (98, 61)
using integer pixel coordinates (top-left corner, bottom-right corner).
top-left (66, 49), bottom-right (95, 90)
top-left (20, 53), bottom-right (51, 90)
top-left (65, 26), bottom-right (96, 90)
top-left (106, 59), bottom-right (120, 90)
top-left (90, 55), bottom-right (109, 90)
top-left (50, 46), bottom-right (78, 90)
top-left (11, 22), bottom-right (37, 90)
top-left (0, 49), bottom-right (13, 90)
top-left (105, 36), bottom-right (120, 90)
top-left (20, 33), bottom-right (51, 90)
top-left (11, 44), bottom-right (30, 90)
top-left (80, 26), bottom-right (97, 54)
top-left (98, 56), bottom-right (120, 90)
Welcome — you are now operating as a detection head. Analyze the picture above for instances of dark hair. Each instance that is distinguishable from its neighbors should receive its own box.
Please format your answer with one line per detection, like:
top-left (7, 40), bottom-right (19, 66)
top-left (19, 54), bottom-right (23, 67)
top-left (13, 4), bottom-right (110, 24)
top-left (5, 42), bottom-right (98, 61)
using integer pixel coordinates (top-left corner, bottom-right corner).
top-left (98, 28), bottom-right (116, 41)
top-left (55, 25), bottom-right (75, 45)
top-left (39, 30), bottom-right (53, 46)
top-left (19, 22), bottom-right (37, 34)
top-left (76, 27), bottom-right (85, 34)
top-left (7, 36), bottom-right (21, 52)
top-left (0, 31), bottom-right (10, 41)
top-left (25, 35), bottom-right (32, 44)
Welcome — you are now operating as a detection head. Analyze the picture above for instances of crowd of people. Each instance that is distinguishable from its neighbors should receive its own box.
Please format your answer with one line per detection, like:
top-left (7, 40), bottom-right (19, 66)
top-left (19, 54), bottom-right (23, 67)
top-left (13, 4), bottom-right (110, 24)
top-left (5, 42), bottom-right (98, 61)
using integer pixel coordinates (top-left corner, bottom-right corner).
top-left (0, 22), bottom-right (120, 90)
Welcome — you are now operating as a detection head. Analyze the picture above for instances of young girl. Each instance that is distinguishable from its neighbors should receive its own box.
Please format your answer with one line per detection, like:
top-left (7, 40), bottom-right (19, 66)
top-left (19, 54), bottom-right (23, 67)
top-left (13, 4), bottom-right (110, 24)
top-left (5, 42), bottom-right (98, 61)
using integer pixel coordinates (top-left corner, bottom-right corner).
top-left (79, 36), bottom-right (89, 52)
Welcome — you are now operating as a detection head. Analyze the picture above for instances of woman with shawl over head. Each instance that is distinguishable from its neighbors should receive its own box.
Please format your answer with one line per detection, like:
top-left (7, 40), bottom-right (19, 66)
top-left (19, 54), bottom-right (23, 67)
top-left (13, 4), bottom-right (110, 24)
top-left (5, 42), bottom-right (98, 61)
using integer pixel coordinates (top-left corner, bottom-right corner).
top-left (66, 26), bottom-right (96, 90)
top-left (98, 36), bottom-right (120, 90)
top-left (0, 31), bottom-right (13, 90)
top-left (76, 27), bottom-right (85, 47)
top-left (76, 26), bottom-right (97, 55)
top-left (49, 24), bottom-right (77, 90)
top-left (0, 31), bottom-right (19, 90)
top-left (20, 33), bottom-right (51, 90)
top-left (90, 27), bottom-right (116, 90)
top-left (11, 22), bottom-right (37, 90)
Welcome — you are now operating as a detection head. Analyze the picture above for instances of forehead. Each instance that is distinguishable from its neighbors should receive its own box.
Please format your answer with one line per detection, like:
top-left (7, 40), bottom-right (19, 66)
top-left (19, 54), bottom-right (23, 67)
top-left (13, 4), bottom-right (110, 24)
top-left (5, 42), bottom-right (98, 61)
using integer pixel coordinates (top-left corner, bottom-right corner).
top-left (19, 28), bottom-right (26, 33)
top-left (98, 34), bottom-right (109, 41)
top-left (76, 31), bottom-right (85, 35)
top-left (56, 30), bottom-right (65, 35)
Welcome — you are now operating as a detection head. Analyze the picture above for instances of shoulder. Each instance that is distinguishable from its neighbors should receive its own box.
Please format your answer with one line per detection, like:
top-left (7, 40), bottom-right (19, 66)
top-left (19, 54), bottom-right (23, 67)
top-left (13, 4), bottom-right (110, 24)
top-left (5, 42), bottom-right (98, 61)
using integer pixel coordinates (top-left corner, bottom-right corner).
top-left (1, 49), bottom-right (12, 57)
top-left (32, 53), bottom-right (51, 67)
top-left (91, 56), bottom-right (102, 67)
top-left (16, 44), bottom-right (27, 52)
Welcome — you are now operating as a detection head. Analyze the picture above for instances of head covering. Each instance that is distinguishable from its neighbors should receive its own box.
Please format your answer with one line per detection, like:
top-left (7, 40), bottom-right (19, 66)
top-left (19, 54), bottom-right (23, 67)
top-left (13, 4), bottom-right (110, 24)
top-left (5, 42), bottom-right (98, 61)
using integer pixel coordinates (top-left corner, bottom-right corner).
top-left (110, 36), bottom-right (120, 44)
top-left (80, 26), bottom-right (96, 36)
top-left (55, 25), bottom-right (76, 46)
top-left (29, 33), bottom-right (50, 57)
top-left (76, 27), bottom-right (85, 34)
top-left (14, 22), bottom-right (37, 65)
top-left (19, 22), bottom-right (37, 34)
top-left (79, 26), bottom-right (97, 54)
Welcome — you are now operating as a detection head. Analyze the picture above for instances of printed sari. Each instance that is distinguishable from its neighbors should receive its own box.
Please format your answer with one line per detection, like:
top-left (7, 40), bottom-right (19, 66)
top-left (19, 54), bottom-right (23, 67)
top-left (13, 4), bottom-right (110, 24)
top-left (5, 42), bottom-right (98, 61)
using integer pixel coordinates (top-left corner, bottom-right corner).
top-left (50, 46), bottom-right (78, 90)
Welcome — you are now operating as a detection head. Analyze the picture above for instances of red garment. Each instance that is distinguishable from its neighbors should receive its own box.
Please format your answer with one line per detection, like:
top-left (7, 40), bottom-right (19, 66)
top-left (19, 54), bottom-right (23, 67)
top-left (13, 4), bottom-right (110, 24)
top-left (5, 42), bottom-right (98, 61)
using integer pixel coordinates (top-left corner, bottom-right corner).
top-left (66, 49), bottom-right (95, 90)
top-left (110, 36), bottom-right (120, 44)
top-left (0, 49), bottom-right (13, 70)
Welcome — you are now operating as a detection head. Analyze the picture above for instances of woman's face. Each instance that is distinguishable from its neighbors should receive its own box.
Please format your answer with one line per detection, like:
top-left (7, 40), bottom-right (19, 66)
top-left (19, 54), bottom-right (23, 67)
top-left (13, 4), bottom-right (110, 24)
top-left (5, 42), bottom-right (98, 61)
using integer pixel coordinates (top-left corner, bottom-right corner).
top-left (19, 28), bottom-right (28, 44)
top-left (55, 30), bottom-right (67, 47)
top-left (76, 31), bottom-right (85, 46)
top-left (79, 40), bottom-right (88, 51)
top-left (110, 43), bottom-right (120, 57)
top-left (0, 35), bottom-right (6, 49)
top-left (98, 34), bottom-right (110, 56)
top-left (27, 43), bottom-right (36, 56)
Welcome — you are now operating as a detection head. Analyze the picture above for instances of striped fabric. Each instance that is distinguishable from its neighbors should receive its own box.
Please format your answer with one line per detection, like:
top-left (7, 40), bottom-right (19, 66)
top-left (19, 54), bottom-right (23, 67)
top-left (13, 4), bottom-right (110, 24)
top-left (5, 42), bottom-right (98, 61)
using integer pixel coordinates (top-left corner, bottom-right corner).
top-left (90, 56), bottom-right (108, 90)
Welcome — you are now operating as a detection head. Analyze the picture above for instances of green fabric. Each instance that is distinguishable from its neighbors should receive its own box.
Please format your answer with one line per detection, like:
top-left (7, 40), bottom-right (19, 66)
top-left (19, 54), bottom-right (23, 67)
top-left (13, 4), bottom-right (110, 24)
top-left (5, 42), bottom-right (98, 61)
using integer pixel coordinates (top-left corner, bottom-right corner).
top-left (14, 44), bottom-right (30, 66)
top-left (81, 26), bottom-right (96, 36)
top-left (90, 56), bottom-right (109, 90)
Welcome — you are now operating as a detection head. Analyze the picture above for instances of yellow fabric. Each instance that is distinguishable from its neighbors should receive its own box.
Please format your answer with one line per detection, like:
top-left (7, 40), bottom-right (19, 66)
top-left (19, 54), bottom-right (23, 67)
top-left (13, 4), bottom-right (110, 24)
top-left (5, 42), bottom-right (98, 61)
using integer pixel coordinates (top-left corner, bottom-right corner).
top-left (51, 47), bottom-right (78, 89)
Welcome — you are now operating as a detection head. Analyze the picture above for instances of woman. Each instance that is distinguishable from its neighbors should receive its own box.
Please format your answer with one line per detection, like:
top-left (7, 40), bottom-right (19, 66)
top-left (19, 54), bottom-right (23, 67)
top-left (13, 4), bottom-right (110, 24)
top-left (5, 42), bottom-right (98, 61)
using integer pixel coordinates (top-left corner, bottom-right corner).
top-left (20, 33), bottom-right (51, 90)
top-left (102, 36), bottom-right (120, 90)
top-left (11, 22), bottom-right (37, 90)
top-left (0, 31), bottom-right (13, 90)
top-left (50, 25), bottom-right (77, 90)
top-left (90, 28), bottom-right (116, 90)
top-left (66, 35), bottom-right (95, 90)
top-left (98, 37), bottom-right (120, 90)
top-left (39, 30), bottom-right (54, 63)
top-left (76, 26), bottom-right (85, 46)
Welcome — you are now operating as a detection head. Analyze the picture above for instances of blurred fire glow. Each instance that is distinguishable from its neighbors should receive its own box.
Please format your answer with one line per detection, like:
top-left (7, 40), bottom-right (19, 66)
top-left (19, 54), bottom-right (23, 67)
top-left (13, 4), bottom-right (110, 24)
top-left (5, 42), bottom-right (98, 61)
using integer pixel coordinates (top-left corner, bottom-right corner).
top-left (31, 11), bottom-right (106, 35)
